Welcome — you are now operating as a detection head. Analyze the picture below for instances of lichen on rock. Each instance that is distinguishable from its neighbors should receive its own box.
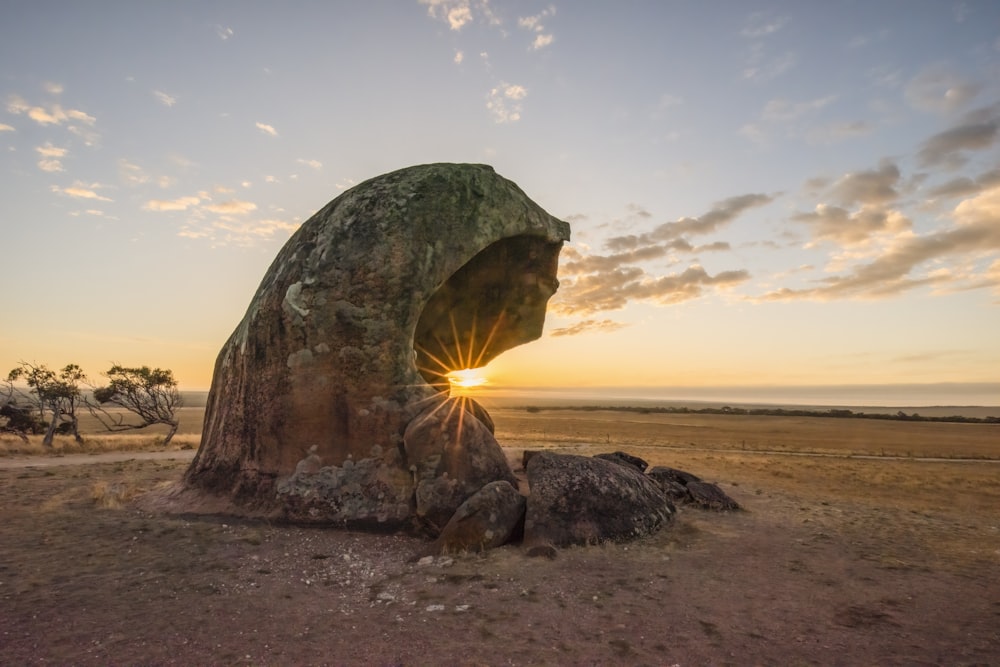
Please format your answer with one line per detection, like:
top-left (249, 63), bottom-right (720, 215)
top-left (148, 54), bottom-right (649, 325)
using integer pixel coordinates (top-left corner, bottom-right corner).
top-left (182, 163), bottom-right (570, 530)
top-left (523, 452), bottom-right (676, 549)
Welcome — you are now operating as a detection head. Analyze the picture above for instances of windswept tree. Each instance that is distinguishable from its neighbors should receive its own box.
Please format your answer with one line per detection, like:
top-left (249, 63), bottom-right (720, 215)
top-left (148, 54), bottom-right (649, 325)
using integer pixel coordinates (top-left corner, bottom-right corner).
top-left (1, 376), bottom-right (39, 441)
top-left (6, 362), bottom-right (87, 446)
top-left (89, 365), bottom-right (183, 445)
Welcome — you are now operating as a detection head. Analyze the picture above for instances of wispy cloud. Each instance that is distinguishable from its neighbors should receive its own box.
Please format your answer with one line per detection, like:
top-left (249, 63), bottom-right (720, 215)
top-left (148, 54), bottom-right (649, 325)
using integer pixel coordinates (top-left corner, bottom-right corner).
top-left (209, 218), bottom-right (299, 243)
top-left (7, 94), bottom-right (96, 127)
top-left (742, 94), bottom-right (847, 145)
top-left (741, 12), bottom-right (790, 38)
top-left (0, 123), bottom-right (14, 132)
top-left (806, 120), bottom-right (872, 144)
top-left (785, 159), bottom-right (913, 252)
top-left (762, 95), bottom-right (837, 121)
top-left (518, 5), bottom-right (555, 50)
top-left (740, 13), bottom-right (795, 82)
top-left (531, 33), bottom-right (554, 50)
top-left (552, 196), bottom-right (772, 315)
top-left (792, 204), bottom-right (911, 246)
top-left (177, 213), bottom-right (298, 246)
top-left (845, 29), bottom-right (889, 50)
top-left (119, 159), bottom-right (150, 186)
top-left (42, 81), bottom-right (64, 95)
top-left (419, 0), bottom-right (475, 30)
top-left (917, 105), bottom-right (999, 168)
top-left (926, 168), bottom-right (1000, 200)
top-left (742, 48), bottom-right (796, 82)
top-left (739, 123), bottom-right (767, 145)
top-left (550, 319), bottom-right (628, 337)
top-left (143, 195), bottom-right (201, 212)
top-left (35, 143), bottom-right (67, 172)
top-left (296, 158), bottom-right (323, 170)
top-left (486, 82), bottom-right (527, 123)
top-left (905, 64), bottom-right (982, 114)
top-left (204, 199), bottom-right (257, 215)
top-left (153, 90), bottom-right (177, 107)
top-left (255, 121), bottom-right (278, 136)
top-left (605, 193), bottom-right (778, 252)
top-left (828, 160), bottom-right (901, 206)
top-left (143, 188), bottom-right (296, 246)
top-left (555, 264), bottom-right (751, 315)
top-left (51, 182), bottom-right (112, 202)
top-left (36, 143), bottom-right (67, 157)
top-left (216, 25), bottom-right (234, 40)
top-left (764, 185), bottom-right (1000, 301)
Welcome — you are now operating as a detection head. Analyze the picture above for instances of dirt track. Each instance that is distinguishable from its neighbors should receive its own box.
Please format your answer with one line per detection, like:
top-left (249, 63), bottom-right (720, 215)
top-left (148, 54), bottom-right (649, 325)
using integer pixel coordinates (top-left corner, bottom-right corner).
top-left (0, 450), bottom-right (197, 469)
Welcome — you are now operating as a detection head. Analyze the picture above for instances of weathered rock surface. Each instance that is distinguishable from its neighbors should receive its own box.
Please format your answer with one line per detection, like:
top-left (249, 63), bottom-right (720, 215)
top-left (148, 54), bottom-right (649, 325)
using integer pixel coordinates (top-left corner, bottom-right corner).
top-left (647, 465), bottom-right (703, 486)
top-left (275, 457), bottom-right (414, 527)
top-left (426, 480), bottom-right (526, 555)
top-left (523, 452), bottom-right (675, 547)
top-left (182, 163), bottom-right (569, 526)
top-left (686, 481), bottom-right (741, 511)
top-left (594, 451), bottom-right (650, 473)
top-left (648, 465), bottom-right (740, 511)
top-left (405, 395), bottom-right (518, 532)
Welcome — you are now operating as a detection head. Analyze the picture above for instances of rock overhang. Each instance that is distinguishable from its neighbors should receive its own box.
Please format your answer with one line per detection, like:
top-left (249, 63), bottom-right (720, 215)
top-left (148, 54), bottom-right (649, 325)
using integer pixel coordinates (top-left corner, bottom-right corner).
top-left (184, 163), bottom-right (570, 508)
top-left (414, 232), bottom-right (565, 390)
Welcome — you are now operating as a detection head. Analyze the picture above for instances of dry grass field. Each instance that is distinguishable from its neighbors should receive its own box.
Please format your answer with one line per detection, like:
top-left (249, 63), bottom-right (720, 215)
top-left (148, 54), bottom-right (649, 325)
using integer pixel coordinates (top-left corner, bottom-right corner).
top-left (0, 407), bottom-right (205, 457)
top-left (1, 406), bottom-right (998, 665)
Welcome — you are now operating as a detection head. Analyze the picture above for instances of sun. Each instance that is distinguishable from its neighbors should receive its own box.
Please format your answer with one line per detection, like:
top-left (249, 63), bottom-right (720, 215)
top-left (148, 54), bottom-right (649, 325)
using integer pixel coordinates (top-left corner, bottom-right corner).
top-left (447, 368), bottom-right (489, 390)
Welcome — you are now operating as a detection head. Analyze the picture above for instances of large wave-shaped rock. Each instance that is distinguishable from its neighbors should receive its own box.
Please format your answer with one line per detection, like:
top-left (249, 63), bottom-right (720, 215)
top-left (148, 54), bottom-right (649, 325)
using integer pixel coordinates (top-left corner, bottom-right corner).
top-left (181, 164), bottom-right (569, 530)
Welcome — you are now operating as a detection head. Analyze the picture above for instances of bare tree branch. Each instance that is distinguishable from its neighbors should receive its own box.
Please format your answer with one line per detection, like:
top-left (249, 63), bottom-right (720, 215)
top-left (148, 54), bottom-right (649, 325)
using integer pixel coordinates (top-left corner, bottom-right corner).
top-left (87, 365), bottom-right (183, 445)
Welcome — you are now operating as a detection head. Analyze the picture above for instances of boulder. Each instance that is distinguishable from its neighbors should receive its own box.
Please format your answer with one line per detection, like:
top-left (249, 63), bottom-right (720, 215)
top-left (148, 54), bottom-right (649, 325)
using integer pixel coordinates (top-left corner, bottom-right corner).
top-left (275, 457), bottom-right (414, 527)
top-left (181, 163), bottom-right (569, 523)
top-left (405, 394), bottom-right (518, 533)
top-left (686, 481), bottom-right (741, 511)
top-left (647, 465), bottom-right (702, 486)
top-left (426, 480), bottom-right (526, 555)
top-left (647, 465), bottom-right (740, 511)
top-left (653, 477), bottom-right (691, 504)
top-left (522, 449), bottom-right (541, 469)
top-left (594, 451), bottom-right (649, 473)
top-left (523, 452), bottom-right (674, 547)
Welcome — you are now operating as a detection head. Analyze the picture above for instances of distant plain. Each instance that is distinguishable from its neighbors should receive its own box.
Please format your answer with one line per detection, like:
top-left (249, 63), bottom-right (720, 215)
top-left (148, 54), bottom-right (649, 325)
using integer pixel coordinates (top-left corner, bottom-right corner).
top-left (1, 398), bottom-right (998, 664)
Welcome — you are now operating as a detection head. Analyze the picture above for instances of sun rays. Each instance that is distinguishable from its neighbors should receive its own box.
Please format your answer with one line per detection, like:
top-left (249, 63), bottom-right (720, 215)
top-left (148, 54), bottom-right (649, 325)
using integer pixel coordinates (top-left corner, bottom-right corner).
top-left (406, 310), bottom-right (509, 456)
top-left (415, 310), bottom-right (506, 396)
top-left (447, 368), bottom-right (488, 389)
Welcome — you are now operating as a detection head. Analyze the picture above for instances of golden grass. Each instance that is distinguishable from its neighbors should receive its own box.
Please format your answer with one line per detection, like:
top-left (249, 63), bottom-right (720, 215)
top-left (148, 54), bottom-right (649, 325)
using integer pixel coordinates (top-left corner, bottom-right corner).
top-left (90, 479), bottom-right (141, 509)
top-left (4, 405), bottom-right (996, 461)
top-left (0, 432), bottom-right (200, 457)
top-left (0, 406), bottom-right (204, 457)
top-left (492, 408), bottom-right (1000, 460)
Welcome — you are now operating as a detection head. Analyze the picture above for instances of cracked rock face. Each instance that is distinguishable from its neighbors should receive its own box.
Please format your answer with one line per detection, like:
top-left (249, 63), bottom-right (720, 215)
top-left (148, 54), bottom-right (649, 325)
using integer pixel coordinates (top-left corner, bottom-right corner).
top-left (183, 164), bottom-right (569, 528)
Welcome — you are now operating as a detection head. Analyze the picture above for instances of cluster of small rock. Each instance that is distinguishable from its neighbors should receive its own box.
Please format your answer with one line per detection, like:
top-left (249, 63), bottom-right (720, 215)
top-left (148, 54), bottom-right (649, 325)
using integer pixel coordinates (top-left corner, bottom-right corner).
top-left (428, 449), bottom-right (740, 557)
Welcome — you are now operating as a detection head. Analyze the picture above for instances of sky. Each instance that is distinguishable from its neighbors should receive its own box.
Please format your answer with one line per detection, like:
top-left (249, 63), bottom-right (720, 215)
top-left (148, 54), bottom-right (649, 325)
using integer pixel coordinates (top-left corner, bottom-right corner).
top-left (1, 1), bottom-right (999, 401)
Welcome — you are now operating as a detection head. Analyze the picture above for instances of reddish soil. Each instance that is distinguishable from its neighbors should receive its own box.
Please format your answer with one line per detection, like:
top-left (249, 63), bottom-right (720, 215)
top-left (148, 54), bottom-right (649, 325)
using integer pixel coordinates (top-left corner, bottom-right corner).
top-left (1, 411), bottom-right (998, 665)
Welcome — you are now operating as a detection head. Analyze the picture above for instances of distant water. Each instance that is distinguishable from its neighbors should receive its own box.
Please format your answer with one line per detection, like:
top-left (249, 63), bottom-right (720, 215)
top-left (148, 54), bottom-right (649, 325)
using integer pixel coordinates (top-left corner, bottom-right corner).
top-left (475, 383), bottom-right (1000, 418)
top-left (181, 383), bottom-right (1000, 417)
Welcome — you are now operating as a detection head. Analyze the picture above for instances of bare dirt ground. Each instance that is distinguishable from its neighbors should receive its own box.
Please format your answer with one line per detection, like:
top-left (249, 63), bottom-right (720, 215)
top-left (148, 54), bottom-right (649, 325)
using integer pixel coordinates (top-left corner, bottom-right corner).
top-left (2, 409), bottom-right (998, 666)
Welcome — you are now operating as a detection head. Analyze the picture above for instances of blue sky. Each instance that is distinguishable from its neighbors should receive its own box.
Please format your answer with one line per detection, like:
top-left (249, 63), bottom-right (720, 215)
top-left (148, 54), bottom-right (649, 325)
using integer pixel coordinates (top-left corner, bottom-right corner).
top-left (1, 1), bottom-right (998, 396)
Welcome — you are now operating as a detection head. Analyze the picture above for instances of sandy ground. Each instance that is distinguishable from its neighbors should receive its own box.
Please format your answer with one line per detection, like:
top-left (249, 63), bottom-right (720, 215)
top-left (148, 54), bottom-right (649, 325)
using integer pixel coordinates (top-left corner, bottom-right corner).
top-left (1, 410), bottom-right (998, 666)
